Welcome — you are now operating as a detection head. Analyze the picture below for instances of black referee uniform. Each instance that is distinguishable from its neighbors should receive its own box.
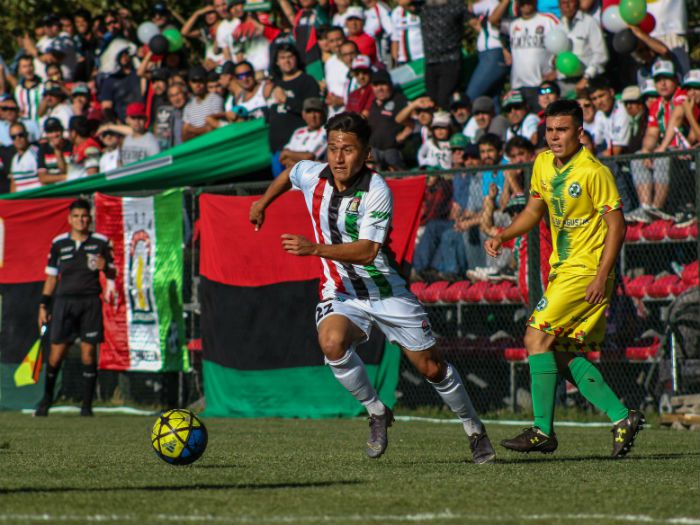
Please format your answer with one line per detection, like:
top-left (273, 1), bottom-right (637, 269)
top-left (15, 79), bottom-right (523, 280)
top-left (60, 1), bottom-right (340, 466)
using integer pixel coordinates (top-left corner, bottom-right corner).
top-left (45, 231), bottom-right (114, 344)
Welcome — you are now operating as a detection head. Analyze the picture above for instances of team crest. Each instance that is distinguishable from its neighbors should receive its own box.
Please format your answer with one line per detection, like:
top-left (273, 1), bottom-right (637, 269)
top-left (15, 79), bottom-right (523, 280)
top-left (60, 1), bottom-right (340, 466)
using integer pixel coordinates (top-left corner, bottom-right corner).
top-left (535, 297), bottom-right (548, 311)
top-left (568, 182), bottom-right (582, 198)
top-left (421, 320), bottom-right (432, 334)
top-left (346, 197), bottom-right (361, 214)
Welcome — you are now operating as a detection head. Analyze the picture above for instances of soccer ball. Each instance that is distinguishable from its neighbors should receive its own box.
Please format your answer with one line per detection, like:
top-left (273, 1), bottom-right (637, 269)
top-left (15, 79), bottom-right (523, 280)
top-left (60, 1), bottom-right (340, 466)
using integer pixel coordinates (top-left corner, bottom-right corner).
top-left (151, 409), bottom-right (208, 465)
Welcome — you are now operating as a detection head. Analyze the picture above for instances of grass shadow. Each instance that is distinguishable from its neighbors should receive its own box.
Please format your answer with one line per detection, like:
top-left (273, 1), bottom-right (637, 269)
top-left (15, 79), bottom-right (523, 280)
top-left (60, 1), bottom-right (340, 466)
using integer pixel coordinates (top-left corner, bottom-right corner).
top-left (0, 480), bottom-right (362, 495)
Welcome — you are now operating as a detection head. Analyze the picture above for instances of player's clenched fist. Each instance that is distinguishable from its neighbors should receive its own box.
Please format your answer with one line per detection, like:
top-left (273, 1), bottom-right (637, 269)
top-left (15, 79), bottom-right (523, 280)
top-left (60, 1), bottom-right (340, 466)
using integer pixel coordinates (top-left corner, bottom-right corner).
top-left (249, 200), bottom-right (265, 230)
top-left (281, 234), bottom-right (316, 256)
top-left (484, 237), bottom-right (503, 258)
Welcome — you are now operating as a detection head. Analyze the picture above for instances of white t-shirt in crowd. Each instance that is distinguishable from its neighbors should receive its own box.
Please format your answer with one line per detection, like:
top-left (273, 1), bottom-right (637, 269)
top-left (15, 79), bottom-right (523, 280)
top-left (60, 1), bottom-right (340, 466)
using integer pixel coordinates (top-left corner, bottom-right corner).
top-left (324, 54), bottom-right (350, 99)
top-left (121, 133), bottom-right (160, 166)
top-left (509, 13), bottom-right (560, 89)
top-left (216, 18), bottom-right (242, 59)
top-left (40, 103), bottom-right (74, 135)
top-left (363, 2), bottom-right (394, 40)
top-left (646, 0), bottom-right (687, 38)
top-left (284, 126), bottom-right (328, 159)
top-left (472, 0), bottom-right (503, 52)
top-left (10, 146), bottom-right (40, 191)
top-left (99, 148), bottom-right (121, 174)
top-left (390, 7), bottom-right (424, 62)
top-left (417, 139), bottom-right (451, 169)
top-left (593, 99), bottom-right (631, 153)
top-left (505, 113), bottom-right (540, 142)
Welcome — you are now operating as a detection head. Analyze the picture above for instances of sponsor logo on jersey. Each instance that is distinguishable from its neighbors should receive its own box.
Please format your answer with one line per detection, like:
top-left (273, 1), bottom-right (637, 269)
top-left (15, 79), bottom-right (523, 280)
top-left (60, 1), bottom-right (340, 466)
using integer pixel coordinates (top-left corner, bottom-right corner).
top-left (536, 297), bottom-right (548, 311)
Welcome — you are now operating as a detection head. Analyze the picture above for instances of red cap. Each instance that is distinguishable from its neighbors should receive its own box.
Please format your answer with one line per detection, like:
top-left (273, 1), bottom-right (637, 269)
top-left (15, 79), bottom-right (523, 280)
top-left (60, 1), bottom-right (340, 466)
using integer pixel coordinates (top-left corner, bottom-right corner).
top-left (126, 102), bottom-right (147, 118)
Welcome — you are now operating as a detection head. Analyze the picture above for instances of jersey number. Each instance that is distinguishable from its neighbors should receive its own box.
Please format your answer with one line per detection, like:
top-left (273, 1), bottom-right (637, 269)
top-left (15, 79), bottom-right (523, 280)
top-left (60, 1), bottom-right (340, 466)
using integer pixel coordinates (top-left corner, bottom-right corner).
top-left (316, 303), bottom-right (334, 323)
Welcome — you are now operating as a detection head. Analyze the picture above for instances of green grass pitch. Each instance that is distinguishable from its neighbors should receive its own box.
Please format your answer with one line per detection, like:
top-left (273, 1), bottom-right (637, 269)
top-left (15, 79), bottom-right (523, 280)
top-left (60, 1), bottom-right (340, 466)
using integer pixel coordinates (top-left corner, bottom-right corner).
top-left (0, 412), bottom-right (698, 525)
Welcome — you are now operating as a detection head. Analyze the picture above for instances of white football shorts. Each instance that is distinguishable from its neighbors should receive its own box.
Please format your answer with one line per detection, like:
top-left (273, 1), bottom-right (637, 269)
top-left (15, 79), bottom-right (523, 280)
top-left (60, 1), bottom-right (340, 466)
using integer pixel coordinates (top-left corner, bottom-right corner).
top-left (315, 293), bottom-right (436, 351)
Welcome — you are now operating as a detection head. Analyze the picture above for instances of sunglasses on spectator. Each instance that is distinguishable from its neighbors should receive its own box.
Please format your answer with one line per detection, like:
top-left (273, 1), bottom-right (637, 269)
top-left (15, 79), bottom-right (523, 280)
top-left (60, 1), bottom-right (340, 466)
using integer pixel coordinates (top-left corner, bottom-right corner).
top-left (539, 87), bottom-right (555, 95)
top-left (236, 70), bottom-right (253, 79)
top-left (11, 132), bottom-right (27, 139)
top-left (0, 106), bottom-right (18, 111)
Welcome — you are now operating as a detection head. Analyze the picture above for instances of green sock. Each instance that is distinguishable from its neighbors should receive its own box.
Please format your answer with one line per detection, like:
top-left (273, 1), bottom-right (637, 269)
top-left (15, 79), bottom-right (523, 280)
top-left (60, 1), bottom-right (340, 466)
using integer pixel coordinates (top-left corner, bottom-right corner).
top-left (528, 352), bottom-right (558, 436)
top-left (569, 357), bottom-right (629, 423)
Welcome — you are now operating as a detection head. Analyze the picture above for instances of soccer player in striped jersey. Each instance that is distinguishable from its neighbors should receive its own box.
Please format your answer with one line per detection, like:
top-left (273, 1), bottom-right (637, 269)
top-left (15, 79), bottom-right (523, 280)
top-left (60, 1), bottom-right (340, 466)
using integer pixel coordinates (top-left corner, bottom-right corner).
top-left (485, 100), bottom-right (644, 457)
top-left (250, 112), bottom-right (495, 463)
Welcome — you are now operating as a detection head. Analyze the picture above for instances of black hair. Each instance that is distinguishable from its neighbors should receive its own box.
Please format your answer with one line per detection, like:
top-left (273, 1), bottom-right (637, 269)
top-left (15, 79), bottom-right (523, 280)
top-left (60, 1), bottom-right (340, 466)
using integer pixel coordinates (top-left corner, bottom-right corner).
top-left (477, 132), bottom-right (502, 151)
top-left (69, 115), bottom-right (91, 138)
top-left (544, 99), bottom-right (584, 128)
top-left (588, 75), bottom-right (611, 94)
top-left (69, 198), bottom-right (91, 212)
top-left (539, 80), bottom-right (561, 96)
top-left (505, 135), bottom-right (535, 155)
top-left (325, 112), bottom-right (371, 147)
top-left (18, 55), bottom-right (33, 66)
top-left (325, 25), bottom-right (345, 37)
top-left (74, 9), bottom-right (92, 22)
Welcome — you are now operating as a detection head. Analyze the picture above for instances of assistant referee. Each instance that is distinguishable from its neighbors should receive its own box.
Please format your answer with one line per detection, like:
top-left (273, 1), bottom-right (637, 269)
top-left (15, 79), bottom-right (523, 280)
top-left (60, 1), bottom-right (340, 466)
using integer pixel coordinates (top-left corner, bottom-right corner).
top-left (36, 199), bottom-right (115, 417)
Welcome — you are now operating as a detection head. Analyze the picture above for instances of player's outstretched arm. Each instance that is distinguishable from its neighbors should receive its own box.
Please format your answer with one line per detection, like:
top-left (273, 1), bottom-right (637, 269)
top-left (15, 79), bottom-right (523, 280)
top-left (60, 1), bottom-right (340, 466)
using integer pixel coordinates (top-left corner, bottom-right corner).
top-left (249, 166), bottom-right (293, 230)
top-left (281, 234), bottom-right (381, 265)
top-left (484, 197), bottom-right (546, 257)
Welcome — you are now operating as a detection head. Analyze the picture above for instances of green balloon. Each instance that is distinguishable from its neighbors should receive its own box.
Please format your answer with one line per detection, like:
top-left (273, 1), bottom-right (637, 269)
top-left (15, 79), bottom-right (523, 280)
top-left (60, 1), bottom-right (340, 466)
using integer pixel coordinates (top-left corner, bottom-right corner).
top-left (162, 28), bottom-right (183, 52)
top-left (619, 0), bottom-right (647, 25)
top-left (556, 52), bottom-right (583, 77)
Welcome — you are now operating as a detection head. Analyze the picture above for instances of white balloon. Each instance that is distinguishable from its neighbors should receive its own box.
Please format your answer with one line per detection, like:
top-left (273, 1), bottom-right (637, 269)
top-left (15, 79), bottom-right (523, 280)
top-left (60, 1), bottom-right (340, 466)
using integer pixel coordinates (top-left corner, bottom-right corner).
top-left (544, 29), bottom-right (572, 55)
top-left (137, 22), bottom-right (160, 45)
top-left (602, 6), bottom-right (628, 33)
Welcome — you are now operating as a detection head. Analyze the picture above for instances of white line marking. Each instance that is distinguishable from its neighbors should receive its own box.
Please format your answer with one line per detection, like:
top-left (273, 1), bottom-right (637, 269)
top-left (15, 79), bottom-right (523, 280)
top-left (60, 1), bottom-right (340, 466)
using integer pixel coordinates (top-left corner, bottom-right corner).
top-left (0, 512), bottom-right (697, 524)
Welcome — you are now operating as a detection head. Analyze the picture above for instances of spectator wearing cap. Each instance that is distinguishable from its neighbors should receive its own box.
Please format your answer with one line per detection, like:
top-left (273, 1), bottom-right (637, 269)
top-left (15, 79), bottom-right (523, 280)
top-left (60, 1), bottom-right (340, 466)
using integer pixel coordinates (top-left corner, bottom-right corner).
top-left (345, 8), bottom-right (379, 65)
top-left (534, 81), bottom-right (560, 149)
top-left (367, 69), bottom-right (411, 170)
top-left (589, 76), bottom-right (631, 157)
top-left (323, 26), bottom-right (350, 115)
top-left (641, 79), bottom-right (659, 112)
top-left (449, 94), bottom-right (471, 129)
top-left (66, 115), bottom-right (101, 180)
top-left (97, 125), bottom-right (124, 174)
top-left (268, 43), bottom-right (321, 177)
top-left (13, 56), bottom-right (43, 124)
top-left (278, 0), bottom-right (328, 66)
top-left (345, 55), bottom-right (375, 116)
top-left (621, 86), bottom-right (648, 154)
top-left (120, 102), bottom-right (160, 165)
top-left (493, 0), bottom-right (559, 110)
top-left (557, 0), bottom-right (607, 94)
top-left (98, 47), bottom-right (141, 123)
top-left (361, 0), bottom-right (393, 64)
top-left (654, 69), bottom-right (700, 152)
top-left (415, 0), bottom-right (470, 110)
top-left (628, 59), bottom-right (686, 221)
top-left (390, 0), bottom-right (423, 66)
top-left (7, 122), bottom-right (40, 193)
top-left (207, 70), bottom-right (226, 97)
top-left (502, 89), bottom-right (539, 145)
top-left (332, 0), bottom-right (354, 32)
top-left (279, 97), bottom-right (327, 168)
top-left (182, 3), bottom-right (224, 68)
top-left (462, 96), bottom-right (508, 143)
top-left (39, 82), bottom-right (74, 133)
top-left (152, 2), bottom-right (177, 31)
top-left (182, 66), bottom-right (225, 142)
top-left (466, 0), bottom-right (508, 101)
top-left (37, 117), bottom-right (72, 185)
top-left (412, 139), bottom-right (484, 282)
top-left (70, 83), bottom-right (91, 118)
top-left (417, 110), bottom-right (452, 169)
top-left (645, 0), bottom-right (690, 77)
top-left (0, 96), bottom-right (41, 146)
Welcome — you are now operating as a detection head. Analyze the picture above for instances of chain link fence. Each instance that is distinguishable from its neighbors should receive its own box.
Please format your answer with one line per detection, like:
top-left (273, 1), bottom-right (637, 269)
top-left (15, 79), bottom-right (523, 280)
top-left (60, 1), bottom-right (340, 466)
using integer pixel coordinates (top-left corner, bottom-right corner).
top-left (41, 150), bottom-right (700, 416)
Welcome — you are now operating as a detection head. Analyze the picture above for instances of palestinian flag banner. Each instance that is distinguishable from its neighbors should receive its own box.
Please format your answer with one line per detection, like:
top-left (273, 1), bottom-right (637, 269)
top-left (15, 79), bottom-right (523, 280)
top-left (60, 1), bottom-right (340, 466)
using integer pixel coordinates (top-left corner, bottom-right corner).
top-left (199, 176), bottom-right (425, 418)
top-left (0, 198), bottom-right (72, 408)
top-left (94, 191), bottom-right (188, 372)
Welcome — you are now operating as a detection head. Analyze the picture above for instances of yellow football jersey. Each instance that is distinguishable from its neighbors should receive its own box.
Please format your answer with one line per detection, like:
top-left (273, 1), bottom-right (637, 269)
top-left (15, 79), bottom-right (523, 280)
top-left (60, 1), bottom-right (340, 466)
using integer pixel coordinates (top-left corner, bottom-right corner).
top-left (530, 147), bottom-right (622, 276)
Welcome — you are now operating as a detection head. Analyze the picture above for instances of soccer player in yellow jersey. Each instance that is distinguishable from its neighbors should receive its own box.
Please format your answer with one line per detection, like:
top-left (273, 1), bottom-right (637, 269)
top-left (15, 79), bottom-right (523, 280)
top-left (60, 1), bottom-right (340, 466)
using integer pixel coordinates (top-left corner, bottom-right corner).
top-left (485, 100), bottom-right (645, 457)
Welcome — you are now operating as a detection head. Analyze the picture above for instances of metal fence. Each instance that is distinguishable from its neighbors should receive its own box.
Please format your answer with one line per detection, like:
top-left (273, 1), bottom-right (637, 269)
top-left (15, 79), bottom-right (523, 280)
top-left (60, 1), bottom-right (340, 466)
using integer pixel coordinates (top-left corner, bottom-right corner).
top-left (49, 149), bottom-right (700, 415)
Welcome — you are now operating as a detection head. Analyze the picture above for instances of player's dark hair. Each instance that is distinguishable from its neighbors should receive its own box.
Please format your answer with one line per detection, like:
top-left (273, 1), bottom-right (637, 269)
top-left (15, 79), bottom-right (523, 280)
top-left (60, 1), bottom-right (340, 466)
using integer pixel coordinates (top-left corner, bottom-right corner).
top-left (477, 132), bottom-right (502, 151)
top-left (588, 75), bottom-right (611, 94)
top-left (325, 112), bottom-right (371, 147)
top-left (544, 99), bottom-right (583, 128)
top-left (505, 135), bottom-right (535, 155)
top-left (69, 198), bottom-right (91, 212)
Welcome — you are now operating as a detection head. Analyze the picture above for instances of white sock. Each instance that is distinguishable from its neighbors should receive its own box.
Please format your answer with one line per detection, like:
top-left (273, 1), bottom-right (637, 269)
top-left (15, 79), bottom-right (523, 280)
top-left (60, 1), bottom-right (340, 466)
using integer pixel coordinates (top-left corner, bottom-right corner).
top-left (326, 350), bottom-right (385, 416)
top-left (429, 362), bottom-right (483, 435)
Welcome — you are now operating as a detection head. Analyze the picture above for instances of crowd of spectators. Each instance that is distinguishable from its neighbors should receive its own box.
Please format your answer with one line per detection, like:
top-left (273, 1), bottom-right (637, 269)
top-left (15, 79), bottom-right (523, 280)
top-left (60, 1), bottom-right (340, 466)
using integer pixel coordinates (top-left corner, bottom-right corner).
top-left (0, 0), bottom-right (696, 279)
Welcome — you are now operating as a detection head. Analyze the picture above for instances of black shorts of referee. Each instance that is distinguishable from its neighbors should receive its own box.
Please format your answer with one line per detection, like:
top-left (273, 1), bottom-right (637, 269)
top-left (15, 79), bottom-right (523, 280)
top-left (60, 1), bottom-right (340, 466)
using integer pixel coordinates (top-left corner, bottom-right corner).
top-left (50, 295), bottom-right (103, 345)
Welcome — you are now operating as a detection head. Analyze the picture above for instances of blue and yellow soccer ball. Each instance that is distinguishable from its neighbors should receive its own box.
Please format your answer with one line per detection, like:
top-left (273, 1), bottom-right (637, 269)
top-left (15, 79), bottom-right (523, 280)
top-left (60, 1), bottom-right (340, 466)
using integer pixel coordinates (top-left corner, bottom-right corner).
top-left (151, 409), bottom-right (208, 466)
